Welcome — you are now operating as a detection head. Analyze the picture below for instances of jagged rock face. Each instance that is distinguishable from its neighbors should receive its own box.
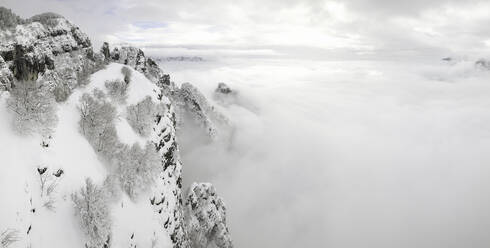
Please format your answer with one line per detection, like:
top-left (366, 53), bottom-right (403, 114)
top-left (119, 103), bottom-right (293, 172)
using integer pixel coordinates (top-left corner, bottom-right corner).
top-left (176, 82), bottom-right (218, 137)
top-left (173, 82), bottom-right (230, 139)
top-left (0, 12), bottom-right (101, 99)
top-left (213, 83), bottom-right (238, 107)
top-left (215, 83), bottom-right (232, 94)
top-left (149, 99), bottom-right (191, 248)
top-left (185, 183), bottom-right (233, 248)
top-left (107, 45), bottom-right (171, 89)
top-left (110, 46), bottom-right (145, 71)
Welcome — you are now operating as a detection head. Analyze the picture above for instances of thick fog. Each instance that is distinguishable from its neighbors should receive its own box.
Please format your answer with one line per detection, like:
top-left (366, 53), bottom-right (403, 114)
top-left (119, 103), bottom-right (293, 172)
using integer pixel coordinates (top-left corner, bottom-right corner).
top-left (164, 58), bottom-right (490, 248)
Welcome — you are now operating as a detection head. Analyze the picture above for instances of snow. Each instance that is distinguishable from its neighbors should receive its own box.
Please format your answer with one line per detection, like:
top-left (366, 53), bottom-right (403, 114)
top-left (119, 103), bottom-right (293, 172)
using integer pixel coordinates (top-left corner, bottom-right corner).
top-left (0, 90), bottom-right (90, 248)
top-left (111, 193), bottom-right (172, 248)
top-left (0, 63), bottom-right (171, 248)
top-left (115, 119), bottom-right (146, 147)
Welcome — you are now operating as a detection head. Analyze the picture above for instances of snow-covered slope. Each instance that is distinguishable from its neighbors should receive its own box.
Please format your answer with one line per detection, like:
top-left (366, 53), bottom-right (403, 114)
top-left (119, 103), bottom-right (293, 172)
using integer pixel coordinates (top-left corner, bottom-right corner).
top-left (0, 63), bottom-right (172, 248)
top-left (0, 8), bottom-right (232, 248)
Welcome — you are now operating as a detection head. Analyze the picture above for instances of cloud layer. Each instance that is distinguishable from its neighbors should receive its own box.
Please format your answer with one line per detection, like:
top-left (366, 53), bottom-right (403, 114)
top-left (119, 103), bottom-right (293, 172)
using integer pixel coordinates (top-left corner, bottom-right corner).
top-left (5, 0), bottom-right (490, 59)
top-left (170, 57), bottom-right (490, 248)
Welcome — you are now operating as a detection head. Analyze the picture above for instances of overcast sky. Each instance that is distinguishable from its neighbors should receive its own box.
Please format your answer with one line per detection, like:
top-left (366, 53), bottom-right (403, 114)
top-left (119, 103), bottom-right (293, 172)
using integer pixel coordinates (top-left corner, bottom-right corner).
top-left (4, 0), bottom-right (490, 60)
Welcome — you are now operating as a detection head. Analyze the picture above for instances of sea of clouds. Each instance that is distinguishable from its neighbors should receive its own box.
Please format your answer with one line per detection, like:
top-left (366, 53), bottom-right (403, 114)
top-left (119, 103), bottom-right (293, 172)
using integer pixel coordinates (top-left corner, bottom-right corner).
top-left (160, 57), bottom-right (490, 248)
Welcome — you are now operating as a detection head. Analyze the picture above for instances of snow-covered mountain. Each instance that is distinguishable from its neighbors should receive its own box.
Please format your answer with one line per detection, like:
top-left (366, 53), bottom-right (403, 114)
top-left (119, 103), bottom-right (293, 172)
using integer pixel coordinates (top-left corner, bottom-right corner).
top-left (0, 7), bottom-right (232, 248)
top-left (152, 57), bottom-right (205, 63)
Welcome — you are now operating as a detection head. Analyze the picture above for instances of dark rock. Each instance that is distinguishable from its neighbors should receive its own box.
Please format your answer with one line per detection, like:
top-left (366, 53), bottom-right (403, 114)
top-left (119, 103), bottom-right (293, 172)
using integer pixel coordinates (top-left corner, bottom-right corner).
top-left (0, 10), bottom-right (100, 95)
top-left (101, 42), bottom-right (110, 62)
top-left (53, 169), bottom-right (64, 177)
top-left (37, 167), bottom-right (47, 175)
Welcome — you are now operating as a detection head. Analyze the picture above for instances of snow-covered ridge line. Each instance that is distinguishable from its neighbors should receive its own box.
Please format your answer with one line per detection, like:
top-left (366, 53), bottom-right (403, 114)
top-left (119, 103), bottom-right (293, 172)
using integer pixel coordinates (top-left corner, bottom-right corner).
top-left (0, 7), bottom-right (232, 248)
top-left (152, 56), bottom-right (205, 62)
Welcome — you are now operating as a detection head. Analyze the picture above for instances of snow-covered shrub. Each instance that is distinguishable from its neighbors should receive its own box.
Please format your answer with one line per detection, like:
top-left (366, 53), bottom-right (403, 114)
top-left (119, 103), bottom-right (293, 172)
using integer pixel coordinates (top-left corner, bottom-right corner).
top-left (117, 142), bottom-right (160, 199)
top-left (0, 229), bottom-right (19, 248)
top-left (52, 80), bottom-right (72, 102)
top-left (126, 96), bottom-right (164, 137)
top-left (121, 66), bottom-right (132, 84)
top-left (78, 89), bottom-right (120, 155)
top-left (72, 178), bottom-right (111, 248)
top-left (7, 80), bottom-right (58, 136)
top-left (105, 79), bottom-right (128, 103)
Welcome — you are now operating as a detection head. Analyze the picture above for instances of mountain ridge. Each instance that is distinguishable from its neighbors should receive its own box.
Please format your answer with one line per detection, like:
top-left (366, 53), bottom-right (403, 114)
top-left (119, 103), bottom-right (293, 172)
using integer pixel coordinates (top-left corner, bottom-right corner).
top-left (0, 7), bottom-right (233, 248)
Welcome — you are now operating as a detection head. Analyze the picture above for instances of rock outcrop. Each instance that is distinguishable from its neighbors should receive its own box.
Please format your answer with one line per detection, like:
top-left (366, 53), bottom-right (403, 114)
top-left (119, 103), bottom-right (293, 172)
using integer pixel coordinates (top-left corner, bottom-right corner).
top-left (215, 82), bottom-right (232, 95)
top-left (0, 11), bottom-right (103, 100)
top-left (105, 44), bottom-right (172, 90)
top-left (173, 82), bottom-right (231, 139)
top-left (185, 183), bottom-right (233, 248)
top-left (148, 92), bottom-right (190, 248)
top-left (213, 82), bottom-right (238, 107)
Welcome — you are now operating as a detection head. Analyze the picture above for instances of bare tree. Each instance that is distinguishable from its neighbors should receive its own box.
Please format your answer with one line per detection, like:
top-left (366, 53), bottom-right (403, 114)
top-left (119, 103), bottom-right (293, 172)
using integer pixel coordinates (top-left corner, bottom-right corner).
top-left (72, 178), bottom-right (111, 248)
top-left (37, 166), bottom-right (61, 212)
top-left (104, 79), bottom-right (128, 103)
top-left (126, 96), bottom-right (164, 137)
top-left (7, 80), bottom-right (58, 136)
top-left (117, 142), bottom-right (160, 199)
top-left (78, 89), bottom-right (120, 156)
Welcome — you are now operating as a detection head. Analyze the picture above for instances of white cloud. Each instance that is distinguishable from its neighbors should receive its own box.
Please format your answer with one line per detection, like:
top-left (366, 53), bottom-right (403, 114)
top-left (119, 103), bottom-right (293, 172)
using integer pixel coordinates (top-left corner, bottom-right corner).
top-left (5, 0), bottom-right (490, 59)
top-left (170, 57), bottom-right (490, 248)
